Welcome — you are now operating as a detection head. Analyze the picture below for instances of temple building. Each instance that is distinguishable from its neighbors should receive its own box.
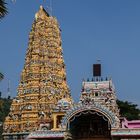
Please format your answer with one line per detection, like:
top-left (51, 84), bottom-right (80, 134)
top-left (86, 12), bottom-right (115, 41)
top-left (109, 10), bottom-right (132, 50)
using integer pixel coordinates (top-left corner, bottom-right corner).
top-left (3, 6), bottom-right (140, 140)
top-left (3, 6), bottom-right (73, 139)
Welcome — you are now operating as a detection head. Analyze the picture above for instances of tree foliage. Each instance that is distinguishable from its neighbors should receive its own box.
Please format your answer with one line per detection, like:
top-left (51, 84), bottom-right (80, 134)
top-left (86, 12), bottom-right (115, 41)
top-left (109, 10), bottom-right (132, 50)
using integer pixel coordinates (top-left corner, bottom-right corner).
top-left (117, 99), bottom-right (140, 120)
top-left (0, 72), bottom-right (4, 81)
top-left (0, 0), bottom-right (8, 19)
top-left (0, 98), bottom-right (12, 138)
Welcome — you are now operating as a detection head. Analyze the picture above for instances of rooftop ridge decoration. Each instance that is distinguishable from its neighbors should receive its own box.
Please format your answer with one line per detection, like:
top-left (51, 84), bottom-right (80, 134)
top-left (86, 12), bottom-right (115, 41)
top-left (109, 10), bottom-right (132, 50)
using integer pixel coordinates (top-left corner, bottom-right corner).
top-left (3, 5), bottom-right (73, 134)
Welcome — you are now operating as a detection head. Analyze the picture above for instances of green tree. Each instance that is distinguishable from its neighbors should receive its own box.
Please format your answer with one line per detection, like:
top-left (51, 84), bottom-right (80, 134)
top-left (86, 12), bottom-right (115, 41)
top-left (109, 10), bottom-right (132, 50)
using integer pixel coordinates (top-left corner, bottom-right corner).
top-left (0, 98), bottom-right (12, 139)
top-left (0, 0), bottom-right (8, 19)
top-left (117, 99), bottom-right (140, 120)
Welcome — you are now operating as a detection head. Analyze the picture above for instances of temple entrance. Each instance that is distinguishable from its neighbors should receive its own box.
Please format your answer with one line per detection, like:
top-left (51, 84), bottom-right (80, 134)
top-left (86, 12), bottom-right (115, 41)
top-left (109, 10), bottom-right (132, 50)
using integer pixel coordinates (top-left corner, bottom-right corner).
top-left (69, 110), bottom-right (111, 140)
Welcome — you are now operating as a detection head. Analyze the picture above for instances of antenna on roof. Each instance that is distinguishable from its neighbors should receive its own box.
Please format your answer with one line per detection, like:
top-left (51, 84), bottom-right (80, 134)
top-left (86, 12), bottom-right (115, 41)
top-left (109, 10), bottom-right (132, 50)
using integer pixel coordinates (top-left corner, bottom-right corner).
top-left (11, 0), bottom-right (16, 3)
top-left (97, 59), bottom-right (101, 63)
top-left (50, 0), bottom-right (53, 16)
top-left (44, 0), bottom-right (53, 16)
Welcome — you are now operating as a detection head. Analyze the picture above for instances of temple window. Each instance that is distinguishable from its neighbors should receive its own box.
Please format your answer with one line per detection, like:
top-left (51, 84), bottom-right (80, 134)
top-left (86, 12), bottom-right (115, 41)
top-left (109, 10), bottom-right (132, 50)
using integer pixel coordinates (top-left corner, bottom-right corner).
top-left (56, 115), bottom-right (64, 128)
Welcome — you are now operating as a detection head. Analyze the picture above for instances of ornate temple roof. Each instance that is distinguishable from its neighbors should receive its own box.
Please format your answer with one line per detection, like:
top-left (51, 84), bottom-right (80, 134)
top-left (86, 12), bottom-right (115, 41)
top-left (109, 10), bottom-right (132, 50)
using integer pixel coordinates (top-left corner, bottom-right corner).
top-left (3, 5), bottom-right (73, 135)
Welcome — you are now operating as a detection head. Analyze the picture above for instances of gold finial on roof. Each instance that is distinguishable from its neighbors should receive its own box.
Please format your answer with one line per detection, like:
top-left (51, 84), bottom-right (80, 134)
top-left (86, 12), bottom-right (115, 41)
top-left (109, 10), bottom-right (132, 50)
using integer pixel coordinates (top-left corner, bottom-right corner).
top-left (35, 5), bottom-right (49, 20)
top-left (40, 5), bottom-right (43, 10)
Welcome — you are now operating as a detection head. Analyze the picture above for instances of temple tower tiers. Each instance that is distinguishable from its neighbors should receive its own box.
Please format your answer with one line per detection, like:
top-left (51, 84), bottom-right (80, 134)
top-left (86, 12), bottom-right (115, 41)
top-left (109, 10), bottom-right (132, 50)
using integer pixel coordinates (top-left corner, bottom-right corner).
top-left (80, 78), bottom-right (120, 120)
top-left (4, 6), bottom-right (72, 133)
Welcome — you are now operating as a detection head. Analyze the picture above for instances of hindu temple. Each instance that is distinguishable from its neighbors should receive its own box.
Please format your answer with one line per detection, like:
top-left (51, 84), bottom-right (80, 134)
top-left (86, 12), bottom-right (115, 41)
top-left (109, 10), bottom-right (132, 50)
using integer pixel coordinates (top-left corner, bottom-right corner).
top-left (3, 6), bottom-right (140, 140)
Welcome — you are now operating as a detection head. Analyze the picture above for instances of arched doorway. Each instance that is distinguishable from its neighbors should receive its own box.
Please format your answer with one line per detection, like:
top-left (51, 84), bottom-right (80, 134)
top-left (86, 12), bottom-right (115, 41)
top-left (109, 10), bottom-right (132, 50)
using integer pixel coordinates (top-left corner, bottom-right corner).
top-left (69, 110), bottom-right (111, 140)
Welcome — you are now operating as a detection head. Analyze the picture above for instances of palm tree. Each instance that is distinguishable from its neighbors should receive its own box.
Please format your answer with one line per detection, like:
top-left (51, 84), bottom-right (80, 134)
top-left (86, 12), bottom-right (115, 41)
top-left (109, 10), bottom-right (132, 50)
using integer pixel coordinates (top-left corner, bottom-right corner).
top-left (0, 72), bottom-right (4, 81)
top-left (0, 0), bottom-right (8, 19)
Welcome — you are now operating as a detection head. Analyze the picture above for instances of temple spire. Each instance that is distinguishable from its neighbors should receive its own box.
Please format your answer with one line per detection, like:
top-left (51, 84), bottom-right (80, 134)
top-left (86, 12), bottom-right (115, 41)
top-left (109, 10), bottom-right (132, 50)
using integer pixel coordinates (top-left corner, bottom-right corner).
top-left (35, 5), bottom-right (49, 20)
top-left (4, 6), bottom-right (72, 134)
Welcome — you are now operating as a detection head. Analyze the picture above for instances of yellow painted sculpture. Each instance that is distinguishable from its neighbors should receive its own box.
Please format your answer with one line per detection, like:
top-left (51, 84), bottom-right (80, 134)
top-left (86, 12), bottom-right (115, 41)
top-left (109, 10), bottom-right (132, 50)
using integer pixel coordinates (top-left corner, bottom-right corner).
top-left (3, 6), bottom-right (73, 133)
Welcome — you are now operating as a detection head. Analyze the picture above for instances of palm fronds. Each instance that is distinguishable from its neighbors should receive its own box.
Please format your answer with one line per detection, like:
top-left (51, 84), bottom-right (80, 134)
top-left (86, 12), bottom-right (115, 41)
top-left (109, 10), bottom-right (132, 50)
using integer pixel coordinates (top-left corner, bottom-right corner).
top-left (0, 72), bottom-right (4, 81)
top-left (0, 0), bottom-right (8, 19)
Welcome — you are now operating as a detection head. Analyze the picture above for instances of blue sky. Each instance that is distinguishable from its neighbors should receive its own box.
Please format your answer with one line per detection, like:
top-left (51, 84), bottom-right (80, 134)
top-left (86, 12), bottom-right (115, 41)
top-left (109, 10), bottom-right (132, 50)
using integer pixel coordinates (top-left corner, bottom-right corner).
top-left (0, 0), bottom-right (140, 107)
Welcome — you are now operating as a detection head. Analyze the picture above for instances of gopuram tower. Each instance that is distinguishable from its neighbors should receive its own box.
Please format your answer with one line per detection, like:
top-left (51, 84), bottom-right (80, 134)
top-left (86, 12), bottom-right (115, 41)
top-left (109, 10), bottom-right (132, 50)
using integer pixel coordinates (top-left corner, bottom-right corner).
top-left (3, 6), bottom-right (72, 139)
